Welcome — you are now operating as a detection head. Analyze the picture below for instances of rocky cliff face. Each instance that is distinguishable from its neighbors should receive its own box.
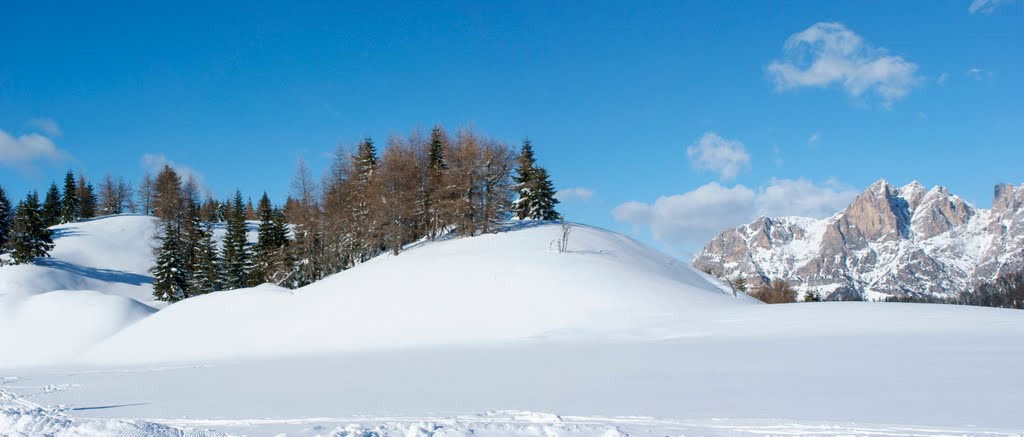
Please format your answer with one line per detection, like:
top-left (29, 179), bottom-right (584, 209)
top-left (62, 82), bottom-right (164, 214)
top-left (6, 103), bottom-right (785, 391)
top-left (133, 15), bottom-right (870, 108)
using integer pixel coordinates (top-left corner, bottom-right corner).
top-left (692, 180), bottom-right (1024, 300)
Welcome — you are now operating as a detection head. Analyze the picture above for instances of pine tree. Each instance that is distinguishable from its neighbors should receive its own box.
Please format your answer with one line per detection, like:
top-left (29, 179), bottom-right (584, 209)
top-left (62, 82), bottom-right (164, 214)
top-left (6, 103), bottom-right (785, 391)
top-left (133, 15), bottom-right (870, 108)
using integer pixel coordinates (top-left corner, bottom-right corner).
top-left (151, 223), bottom-right (187, 302)
top-left (220, 190), bottom-right (251, 290)
top-left (528, 167), bottom-right (561, 221)
top-left (179, 199), bottom-right (203, 280)
top-left (512, 139), bottom-right (560, 221)
top-left (251, 193), bottom-right (292, 286)
top-left (512, 139), bottom-right (537, 220)
top-left (424, 126), bottom-right (449, 239)
top-left (803, 290), bottom-right (822, 302)
top-left (254, 193), bottom-right (279, 284)
top-left (0, 185), bottom-right (12, 253)
top-left (186, 223), bottom-right (220, 296)
top-left (60, 170), bottom-right (79, 223)
top-left (42, 182), bottom-right (62, 226)
top-left (9, 192), bottom-right (55, 264)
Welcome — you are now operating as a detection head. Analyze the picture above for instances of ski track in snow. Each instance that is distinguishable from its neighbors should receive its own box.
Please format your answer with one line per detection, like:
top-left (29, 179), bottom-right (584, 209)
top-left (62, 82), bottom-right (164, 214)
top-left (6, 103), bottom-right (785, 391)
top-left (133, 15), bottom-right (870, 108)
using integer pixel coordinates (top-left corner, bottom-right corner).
top-left (4, 388), bottom-right (1022, 437)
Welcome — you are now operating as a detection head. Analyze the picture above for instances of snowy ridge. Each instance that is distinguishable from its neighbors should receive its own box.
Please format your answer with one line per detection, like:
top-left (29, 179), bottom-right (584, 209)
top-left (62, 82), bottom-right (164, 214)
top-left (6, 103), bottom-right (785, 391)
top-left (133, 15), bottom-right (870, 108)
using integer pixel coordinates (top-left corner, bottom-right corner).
top-left (693, 179), bottom-right (1024, 299)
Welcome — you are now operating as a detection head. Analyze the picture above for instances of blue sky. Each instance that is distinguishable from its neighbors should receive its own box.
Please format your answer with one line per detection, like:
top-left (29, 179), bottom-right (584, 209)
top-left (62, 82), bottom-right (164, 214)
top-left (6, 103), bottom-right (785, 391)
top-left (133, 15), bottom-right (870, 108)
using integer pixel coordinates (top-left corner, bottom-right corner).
top-left (1, 0), bottom-right (1021, 255)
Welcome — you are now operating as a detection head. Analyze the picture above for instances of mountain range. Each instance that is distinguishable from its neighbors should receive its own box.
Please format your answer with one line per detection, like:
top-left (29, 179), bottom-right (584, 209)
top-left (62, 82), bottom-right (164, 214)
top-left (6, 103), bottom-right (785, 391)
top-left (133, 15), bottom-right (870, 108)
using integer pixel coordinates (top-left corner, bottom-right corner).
top-left (692, 179), bottom-right (1024, 300)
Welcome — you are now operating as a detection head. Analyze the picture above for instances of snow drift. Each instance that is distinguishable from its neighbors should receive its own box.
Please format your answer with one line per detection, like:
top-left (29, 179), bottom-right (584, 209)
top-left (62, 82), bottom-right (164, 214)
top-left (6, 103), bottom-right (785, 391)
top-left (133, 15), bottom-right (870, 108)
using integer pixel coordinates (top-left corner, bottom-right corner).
top-left (0, 216), bottom-right (160, 367)
top-left (86, 222), bottom-right (753, 364)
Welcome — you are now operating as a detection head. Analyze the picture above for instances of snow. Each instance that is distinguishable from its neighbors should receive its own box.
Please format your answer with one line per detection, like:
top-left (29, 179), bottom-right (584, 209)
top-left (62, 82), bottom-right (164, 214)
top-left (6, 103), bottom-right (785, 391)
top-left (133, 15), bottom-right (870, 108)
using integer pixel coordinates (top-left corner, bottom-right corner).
top-left (0, 290), bottom-right (155, 368)
top-left (84, 222), bottom-right (754, 364)
top-left (3, 216), bottom-right (1024, 435)
top-left (0, 215), bottom-right (158, 306)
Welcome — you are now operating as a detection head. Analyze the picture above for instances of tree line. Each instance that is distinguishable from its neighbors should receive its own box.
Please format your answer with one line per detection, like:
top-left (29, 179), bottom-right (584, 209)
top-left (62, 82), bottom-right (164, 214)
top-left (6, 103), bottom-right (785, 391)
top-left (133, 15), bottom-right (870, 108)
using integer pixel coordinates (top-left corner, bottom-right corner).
top-left (884, 271), bottom-right (1024, 309)
top-left (150, 127), bottom-right (560, 301)
top-left (0, 126), bottom-right (562, 303)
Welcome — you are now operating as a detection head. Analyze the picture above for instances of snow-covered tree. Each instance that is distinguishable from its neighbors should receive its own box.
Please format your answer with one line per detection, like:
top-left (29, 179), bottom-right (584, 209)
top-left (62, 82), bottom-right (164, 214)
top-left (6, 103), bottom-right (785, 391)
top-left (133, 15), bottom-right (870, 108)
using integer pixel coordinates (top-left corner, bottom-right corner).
top-left (60, 170), bottom-right (79, 223)
top-left (9, 192), bottom-right (55, 264)
top-left (512, 139), bottom-right (561, 221)
top-left (254, 192), bottom-right (291, 284)
top-left (186, 222), bottom-right (219, 296)
top-left (151, 222), bottom-right (187, 302)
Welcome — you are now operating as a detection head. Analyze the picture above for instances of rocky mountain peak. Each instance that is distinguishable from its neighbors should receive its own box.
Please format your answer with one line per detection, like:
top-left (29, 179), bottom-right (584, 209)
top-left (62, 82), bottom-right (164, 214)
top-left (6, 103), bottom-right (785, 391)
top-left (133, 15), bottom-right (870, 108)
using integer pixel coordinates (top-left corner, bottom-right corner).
top-left (899, 181), bottom-right (927, 213)
top-left (693, 181), bottom-right (1023, 300)
top-left (993, 183), bottom-right (1024, 215)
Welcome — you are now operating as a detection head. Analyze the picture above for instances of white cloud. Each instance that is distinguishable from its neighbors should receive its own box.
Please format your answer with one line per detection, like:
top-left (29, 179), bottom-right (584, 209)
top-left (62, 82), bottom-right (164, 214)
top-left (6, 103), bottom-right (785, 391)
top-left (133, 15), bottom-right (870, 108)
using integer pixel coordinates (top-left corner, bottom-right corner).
top-left (141, 153), bottom-right (209, 193)
top-left (557, 187), bottom-right (595, 202)
top-left (767, 22), bottom-right (921, 107)
top-left (0, 128), bottom-right (70, 166)
top-left (754, 178), bottom-right (859, 218)
top-left (27, 118), bottom-right (62, 137)
top-left (612, 178), bottom-right (859, 248)
top-left (613, 182), bottom-right (756, 246)
top-left (969, 0), bottom-right (1007, 14)
top-left (686, 132), bottom-right (751, 181)
top-left (967, 67), bottom-right (989, 80)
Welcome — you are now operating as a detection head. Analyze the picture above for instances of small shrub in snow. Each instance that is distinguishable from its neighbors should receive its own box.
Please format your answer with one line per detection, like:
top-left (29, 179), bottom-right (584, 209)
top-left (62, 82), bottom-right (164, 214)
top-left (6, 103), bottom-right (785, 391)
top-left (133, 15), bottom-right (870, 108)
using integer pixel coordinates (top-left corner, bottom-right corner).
top-left (750, 279), bottom-right (797, 304)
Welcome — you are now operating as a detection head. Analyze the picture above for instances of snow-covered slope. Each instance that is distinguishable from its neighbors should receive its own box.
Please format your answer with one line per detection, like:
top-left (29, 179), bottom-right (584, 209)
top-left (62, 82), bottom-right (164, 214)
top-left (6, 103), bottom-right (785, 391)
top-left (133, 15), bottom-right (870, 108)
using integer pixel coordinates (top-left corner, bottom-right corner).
top-left (0, 216), bottom-right (161, 368)
top-left (1, 217), bottom-right (750, 367)
top-left (0, 215), bottom-right (158, 305)
top-left (86, 223), bottom-right (752, 364)
top-left (3, 217), bottom-right (1024, 435)
top-left (693, 179), bottom-right (1024, 300)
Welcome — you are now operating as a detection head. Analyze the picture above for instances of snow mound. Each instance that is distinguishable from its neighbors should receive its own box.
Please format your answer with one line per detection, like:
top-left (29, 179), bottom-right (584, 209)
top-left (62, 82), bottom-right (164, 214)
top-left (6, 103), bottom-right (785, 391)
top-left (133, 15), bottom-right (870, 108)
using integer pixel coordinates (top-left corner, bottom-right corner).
top-left (0, 290), bottom-right (156, 368)
top-left (86, 223), bottom-right (753, 364)
top-left (0, 215), bottom-right (158, 306)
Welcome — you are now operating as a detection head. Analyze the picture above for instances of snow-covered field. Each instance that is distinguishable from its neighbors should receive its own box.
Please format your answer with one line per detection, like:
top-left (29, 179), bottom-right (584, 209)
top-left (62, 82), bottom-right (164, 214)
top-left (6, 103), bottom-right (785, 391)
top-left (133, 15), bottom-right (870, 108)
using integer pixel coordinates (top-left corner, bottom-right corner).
top-left (2, 216), bottom-right (1024, 436)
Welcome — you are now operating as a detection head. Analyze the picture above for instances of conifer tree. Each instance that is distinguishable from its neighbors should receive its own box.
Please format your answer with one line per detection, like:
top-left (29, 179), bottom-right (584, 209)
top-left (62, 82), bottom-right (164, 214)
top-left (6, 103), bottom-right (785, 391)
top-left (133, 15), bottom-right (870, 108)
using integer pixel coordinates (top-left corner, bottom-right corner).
top-left (423, 126), bottom-right (449, 239)
top-left (351, 137), bottom-right (380, 261)
top-left (151, 223), bottom-right (187, 302)
top-left (42, 182), bottom-right (62, 226)
top-left (254, 192), bottom-right (286, 284)
top-left (0, 185), bottom-right (11, 253)
top-left (512, 139), bottom-right (561, 221)
top-left (220, 190), bottom-right (251, 290)
top-left (186, 223), bottom-right (219, 296)
top-left (9, 192), bottom-right (55, 264)
top-left (528, 167), bottom-right (561, 221)
top-left (60, 170), bottom-right (79, 223)
top-left (180, 199), bottom-right (203, 274)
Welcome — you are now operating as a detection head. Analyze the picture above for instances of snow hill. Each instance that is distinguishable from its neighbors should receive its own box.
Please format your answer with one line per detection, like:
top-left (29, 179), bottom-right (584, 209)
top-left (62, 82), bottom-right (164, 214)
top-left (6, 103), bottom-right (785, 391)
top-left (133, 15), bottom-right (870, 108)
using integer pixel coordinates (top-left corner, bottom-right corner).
top-left (1, 216), bottom-right (750, 367)
top-left (3, 215), bottom-right (1024, 435)
top-left (693, 179), bottom-right (1024, 300)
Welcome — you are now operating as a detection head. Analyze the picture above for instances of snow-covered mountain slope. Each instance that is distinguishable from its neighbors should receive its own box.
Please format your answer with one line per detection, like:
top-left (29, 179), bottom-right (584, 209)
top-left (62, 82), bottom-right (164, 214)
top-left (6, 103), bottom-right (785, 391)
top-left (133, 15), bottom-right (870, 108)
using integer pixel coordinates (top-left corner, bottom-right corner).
top-left (693, 179), bottom-right (1024, 300)
top-left (85, 222), bottom-right (753, 364)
